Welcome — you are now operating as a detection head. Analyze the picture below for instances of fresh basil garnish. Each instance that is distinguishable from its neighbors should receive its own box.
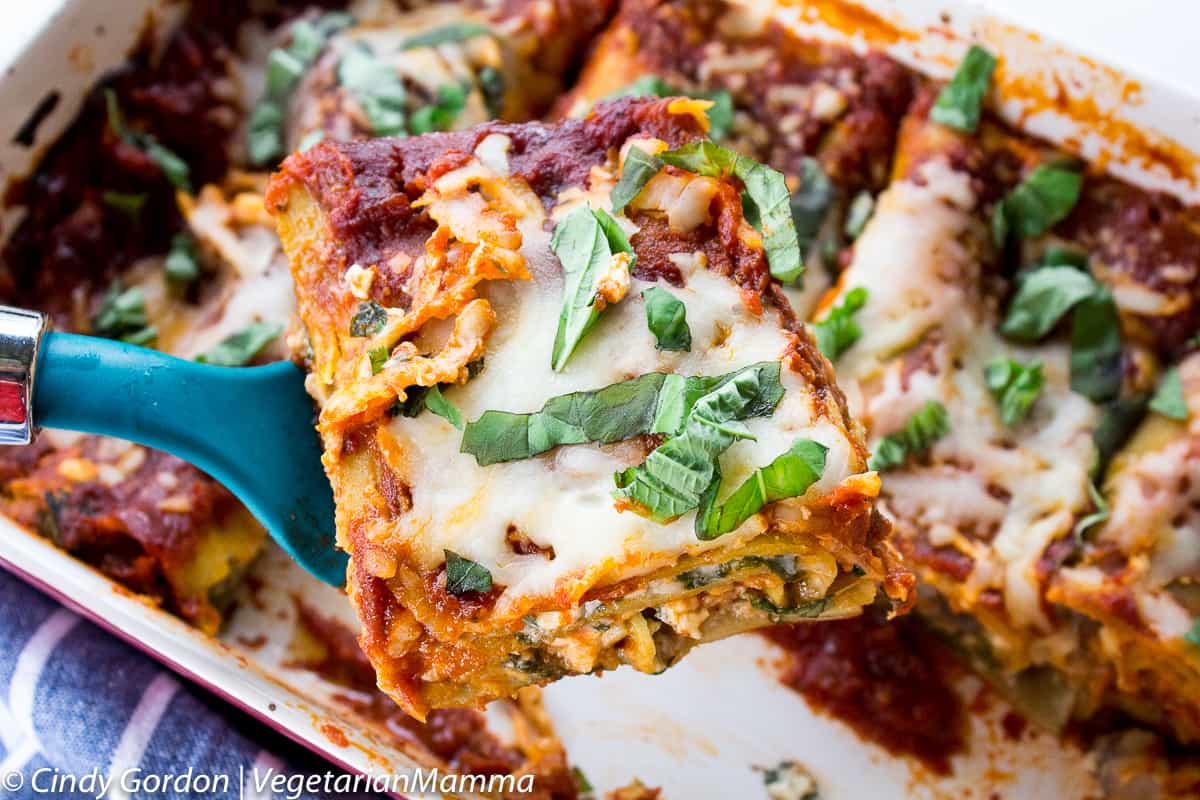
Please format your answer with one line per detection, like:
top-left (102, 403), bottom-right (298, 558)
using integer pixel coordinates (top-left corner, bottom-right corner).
top-left (1092, 394), bottom-right (1147, 477)
top-left (843, 190), bottom-right (874, 240)
top-left (443, 549), bottom-right (492, 595)
top-left (611, 147), bottom-right (664, 213)
top-left (477, 66), bottom-right (506, 117)
top-left (1149, 367), bottom-right (1188, 420)
top-left (461, 363), bottom-right (776, 466)
top-left (104, 91), bottom-right (191, 191)
top-left (349, 301), bottom-right (388, 337)
top-left (165, 232), bottom-right (200, 284)
top-left (613, 363), bottom-right (784, 522)
top-left (695, 439), bottom-right (827, 539)
top-left (984, 358), bottom-right (1044, 425)
top-left (1069, 286), bottom-right (1122, 403)
top-left (249, 12), bottom-right (352, 165)
top-left (789, 157), bottom-right (835, 257)
top-left (813, 286), bottom-right (868, 362)
top-left (659, 142), bottom-right (803, 283)
top-left (338, 44), bottom-right (408, 136)
top-left (868, 400), bottom-right (949, 471)
top-left (401, 22), bottom-right (491, 51)
top-left (1073, 481), bottom-right (1109, 540)
top-left (999, 265), bottom-right (1095, 340)
top-left (551, 205), bottom-right (635, 371)
top-left (195, 322), bottom-right (283, 367)
top-left (409, 83), bottom-right (468, 135)
top-left (930, 45), bottom-right (996, 134)
top-left (642, 287), bottom-right (691, 351)
top-left (751, 595), bottom-right (830, 621)
top-left (424, 385), bottom-right (464, 429)
top-left (606, 76), bottom-right (735, 140)
top-left (992, 165), bottom-right (1083, 247)
top-left (93, 282), bottom-right (156, 345)
top-left (368, 345), bottom-right (389, 374)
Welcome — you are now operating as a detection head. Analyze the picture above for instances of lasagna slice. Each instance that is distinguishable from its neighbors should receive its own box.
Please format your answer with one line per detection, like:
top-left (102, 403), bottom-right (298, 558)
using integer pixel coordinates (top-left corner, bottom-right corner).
top-left (268, 97), bottom-right (912, 717)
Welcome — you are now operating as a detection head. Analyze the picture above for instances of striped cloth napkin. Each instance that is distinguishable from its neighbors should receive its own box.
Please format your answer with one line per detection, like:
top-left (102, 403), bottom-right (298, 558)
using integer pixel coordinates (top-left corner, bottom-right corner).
top-left (0, 568), bottom-right (383, 800)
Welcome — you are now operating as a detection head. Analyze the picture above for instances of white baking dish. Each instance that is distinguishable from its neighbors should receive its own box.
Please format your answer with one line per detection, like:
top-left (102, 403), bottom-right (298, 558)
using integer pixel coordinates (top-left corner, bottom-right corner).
top-left (1, 1), bottom-right (1197, 797)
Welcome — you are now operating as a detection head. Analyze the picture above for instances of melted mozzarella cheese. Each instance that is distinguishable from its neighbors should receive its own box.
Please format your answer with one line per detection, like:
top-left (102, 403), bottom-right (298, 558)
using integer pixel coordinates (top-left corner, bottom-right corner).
top-left (832, 159), bottom-right (1100, 631)
top-left (385, 158), bottom-right (857, 612)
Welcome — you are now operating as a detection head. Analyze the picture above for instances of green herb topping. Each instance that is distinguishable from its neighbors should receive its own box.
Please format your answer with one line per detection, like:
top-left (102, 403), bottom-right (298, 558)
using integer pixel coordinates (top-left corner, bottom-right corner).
top-left (164, 232), bottom-right (200, 284)
top-left (443, 549), bottom-right (492, 595)
top-left (611, 147), bottom-right (665, 213)
top-left (868, 400), bottom-right (950, 472)
top-left (843, 191), bottom-right (875, 240)
top-left (92, 282), bottom-right (156, 345)
top-left (409, 83), bottom-right (468, 135)
top-left (1149, 367), bottom-right (1188, 420)
top-left (249, 12), bottom-right (352, 165)
top-left (401, 22), bottom-right (491, 51)
top-left (101, 191), bottom-right (147, 218)
top-left (613, 362), bottom-right (785, 522)
top-left (789, 157), bottom-right (835, 258)
top-left (813, 287), bottom-right (868, 362)
top-left (695, 439), bottom-right (827, 539)
top-left (550, 205), bottom-right (635, 371)
top-left (657, 141), bottom-right (803, 284)
top-left (642, 287), bottom-right (691, 351)
top-left (1073, 481), bottom-right (1109, 540)
top-left (424, 385), bottom-right (464, 430)
top-left (195, 322), bottom-right (283, 367)
top-left (104, 90), bottom-right (191, 191)
top-left (992, 165), bottom-right (1083, 247)
top-left (349, 301), bottom-right (388, 337)
top-left (338, 44), bottom-right (409, 136)
top-left (930, 45), bottom-right (997, 134)
top-left (984, 358), bottom-right (1044, 426)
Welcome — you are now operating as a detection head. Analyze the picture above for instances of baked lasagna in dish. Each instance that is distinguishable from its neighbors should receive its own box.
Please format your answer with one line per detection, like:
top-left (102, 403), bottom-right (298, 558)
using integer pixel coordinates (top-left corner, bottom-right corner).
top-left (268, 95), bottom-right (912, 716)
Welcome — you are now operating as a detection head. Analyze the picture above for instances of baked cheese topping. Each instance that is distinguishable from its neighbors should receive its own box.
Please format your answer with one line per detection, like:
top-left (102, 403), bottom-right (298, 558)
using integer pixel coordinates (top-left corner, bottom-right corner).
top-left (381, 144), bottom-right (858, 612)
top-left (828, 158), bottom-right (1099, 631)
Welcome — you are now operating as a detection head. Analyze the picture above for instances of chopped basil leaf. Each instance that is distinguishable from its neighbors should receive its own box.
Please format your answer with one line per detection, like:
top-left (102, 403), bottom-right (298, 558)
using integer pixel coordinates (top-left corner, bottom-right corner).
top-left (164, 232), bottom-right (200, 284)
top-left (789, 157), bottom-right (835, 257)
top-left (642, 287), bottom-right (691, 351)
top-left (572, 766), bottom-right (594, 797)
top-left (550, 205), bottom-right (634, 371)
top-left (1149, 367), bottom-right (1188, 420)
top-left (101, 191), bottom-right (146, 217)
top-left (249, 12), bottom-right (352, 165)
top-left (1073, 481), bottom-right (1109, 540)
top-left (843, 191), bottom-right (874, 239)
top-left (868, 400), bottom-right (949, 472)
top-left (461, 363), bottom-right (777, 466)
top-left (930, 45), bottom-right (996, 133)
top-left (424, 385), bottom-right (464, 430)
top-left (368, 345), bottom-right (390, 374)
top-left (813, 286), bottom-right (868, 362)
top-left (349, 301), bottom-right (388, 337)
top-left (443, 549), bottom-right (492, 595)
top-left (659, 141), bottom-right (802, 283)
top-left (606, 76), bottom-right (735, 140)
top-left (477, 66), bottom-right (506, 117)
top-left (611, 147), bottom-right (664, 213)
top-left (1092, 394), bottom-right (1147, 477)
top-left (1069, 286), bottom-right (1122, 403)
top-left (1039, 246), bottom-right (1089, 270)
top-left (401, 22), bottom-right (491, 51)
top-left (104, 90), bottom-right (191, 191)
top-left (613, 362), bottom-right (784, 522)
top-left (999, 265), bottom-right (1096, 340)
top-left (696, 439), bottom-right (827, 539)
top-left (992, 165), bottom-right (1083, 247)
top-left (984, 358), bottom-right (1044, 425)
top-left (195, 322), bottom-right (283, 366)
top-left (338, 44), bottom-right (408, 136)
top-left (297, 128), bottom-right (325, 152)
top-left (409, 83), bottom-right (467, 134)
top-left (92, 281), bottom-right (156, 345)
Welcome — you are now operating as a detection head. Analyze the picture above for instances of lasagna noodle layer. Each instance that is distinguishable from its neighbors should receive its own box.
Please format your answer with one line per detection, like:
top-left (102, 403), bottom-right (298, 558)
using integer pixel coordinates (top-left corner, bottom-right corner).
top-left (269, 97), bottom-right (911, 717)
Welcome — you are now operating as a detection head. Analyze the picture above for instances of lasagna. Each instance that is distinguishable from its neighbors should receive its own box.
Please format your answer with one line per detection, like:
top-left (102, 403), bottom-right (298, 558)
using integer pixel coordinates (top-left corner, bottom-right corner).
top-left (267, 96), bottom-right (912, 717)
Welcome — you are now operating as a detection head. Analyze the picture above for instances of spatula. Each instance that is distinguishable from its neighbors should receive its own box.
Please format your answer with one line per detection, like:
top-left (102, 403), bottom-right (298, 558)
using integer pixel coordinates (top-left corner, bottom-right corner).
top-left (0, 306), bottom-right (345, 586)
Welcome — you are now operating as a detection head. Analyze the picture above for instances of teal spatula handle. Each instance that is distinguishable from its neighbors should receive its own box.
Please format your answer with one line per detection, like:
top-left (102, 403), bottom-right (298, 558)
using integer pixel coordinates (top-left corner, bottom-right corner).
top-left (0, 309), bottom-right (346, 586)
